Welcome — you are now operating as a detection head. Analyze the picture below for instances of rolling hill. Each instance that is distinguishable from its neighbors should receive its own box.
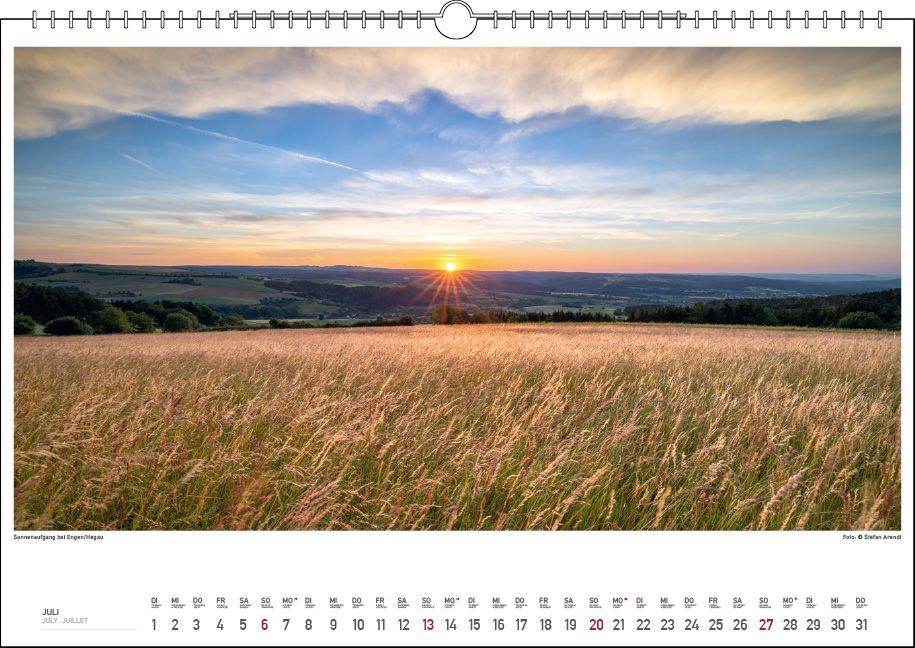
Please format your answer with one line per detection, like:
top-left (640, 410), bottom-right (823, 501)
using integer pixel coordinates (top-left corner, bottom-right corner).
top-left (15, 260), bottom-right (901, 321)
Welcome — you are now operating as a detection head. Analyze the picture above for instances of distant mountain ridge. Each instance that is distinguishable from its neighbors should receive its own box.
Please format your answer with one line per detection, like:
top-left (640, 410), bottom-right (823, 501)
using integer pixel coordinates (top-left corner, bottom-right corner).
top-left (15, 259), bottom-right (901, 321)
top-left (176, 264), bottom-right (900, 299)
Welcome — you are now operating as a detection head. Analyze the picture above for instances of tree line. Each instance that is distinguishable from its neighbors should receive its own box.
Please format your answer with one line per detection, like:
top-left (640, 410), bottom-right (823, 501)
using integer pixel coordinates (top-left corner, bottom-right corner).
top-left (14, 283), bottom-right (415, 336)
top-left (430, 304), bottom-right (618, 325)
top-left (625, 289), bottom-right (900, 330)
top-left (13, 259), bottom-right (238, 280)
top-left (14, 282), bottom-right (901, 336)
top-left (14, 283), bottom-right (246, 335)
top-left (268, 316), bottom-right (415, 329)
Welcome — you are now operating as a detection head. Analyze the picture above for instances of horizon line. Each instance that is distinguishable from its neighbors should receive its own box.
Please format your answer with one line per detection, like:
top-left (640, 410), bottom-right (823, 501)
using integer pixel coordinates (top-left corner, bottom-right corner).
top-left (14, 259), bottom-right (902, 278)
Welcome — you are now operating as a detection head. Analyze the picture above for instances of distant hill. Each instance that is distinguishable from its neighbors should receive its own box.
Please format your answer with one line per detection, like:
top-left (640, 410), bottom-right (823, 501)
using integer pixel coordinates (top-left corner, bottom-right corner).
top-left (16, 260), bottom-right (901, 321)
top-left (179, 264), bottom-right (899, 298)
top-left (741, 273), bottom-right (901, 283)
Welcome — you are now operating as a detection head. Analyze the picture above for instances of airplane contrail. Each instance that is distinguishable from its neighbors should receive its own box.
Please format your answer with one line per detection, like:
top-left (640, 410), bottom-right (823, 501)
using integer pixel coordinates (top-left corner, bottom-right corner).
top-left (114, 109), bottom-right (359, 173)
top-left (119, 152), bottom-right (162, 175)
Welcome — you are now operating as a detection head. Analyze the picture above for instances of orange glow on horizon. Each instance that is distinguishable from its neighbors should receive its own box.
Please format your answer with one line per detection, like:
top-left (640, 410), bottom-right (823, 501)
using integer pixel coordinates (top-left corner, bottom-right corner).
top-left (14, 234), bottom-right (902, 276)
top-left (407, 266), bottom-right (487, 313)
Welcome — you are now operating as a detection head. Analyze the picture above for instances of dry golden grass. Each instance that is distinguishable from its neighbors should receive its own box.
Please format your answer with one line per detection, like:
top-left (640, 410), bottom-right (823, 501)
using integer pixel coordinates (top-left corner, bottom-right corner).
top-left (14, 323), bottom-right (900, 530)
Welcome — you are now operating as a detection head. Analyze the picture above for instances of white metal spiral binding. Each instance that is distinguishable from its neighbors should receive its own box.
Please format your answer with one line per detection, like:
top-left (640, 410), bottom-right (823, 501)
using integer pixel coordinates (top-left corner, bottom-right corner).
top-left (28, 5), bottom-right (887, 39)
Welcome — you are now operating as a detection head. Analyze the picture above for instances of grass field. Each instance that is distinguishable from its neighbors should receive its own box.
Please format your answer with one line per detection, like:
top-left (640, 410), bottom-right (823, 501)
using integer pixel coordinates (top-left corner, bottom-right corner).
top-left (14, 324), bottom-right (900, 531)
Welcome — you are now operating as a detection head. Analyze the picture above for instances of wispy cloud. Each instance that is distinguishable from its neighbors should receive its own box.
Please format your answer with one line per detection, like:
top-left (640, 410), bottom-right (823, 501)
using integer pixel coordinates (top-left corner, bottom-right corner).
top-left (16, 158), bottom-right (899, 254)
top-left (15, 48), bottom-right (901, 139)
top-left (12, 48), bottom-right (901, 273)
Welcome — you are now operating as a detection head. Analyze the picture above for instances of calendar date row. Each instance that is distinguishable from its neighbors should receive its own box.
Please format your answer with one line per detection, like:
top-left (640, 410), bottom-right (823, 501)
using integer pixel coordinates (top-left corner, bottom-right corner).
top-left (150, 616), bottom-right (870, 633)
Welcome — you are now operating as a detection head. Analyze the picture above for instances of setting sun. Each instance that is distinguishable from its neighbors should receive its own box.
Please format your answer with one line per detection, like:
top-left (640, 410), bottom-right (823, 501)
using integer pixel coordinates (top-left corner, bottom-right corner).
top-left (444, 262), bottom-right (457, 272)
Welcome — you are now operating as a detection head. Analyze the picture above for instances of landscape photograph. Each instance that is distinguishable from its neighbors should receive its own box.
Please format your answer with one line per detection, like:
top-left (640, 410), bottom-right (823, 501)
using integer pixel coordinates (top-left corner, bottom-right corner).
top-left (12, 47), bottom-right (901, 530)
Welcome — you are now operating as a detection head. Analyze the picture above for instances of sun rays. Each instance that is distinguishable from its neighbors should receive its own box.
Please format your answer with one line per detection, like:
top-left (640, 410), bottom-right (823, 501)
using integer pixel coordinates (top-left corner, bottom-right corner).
top-left (408, 262), bottom-right (485, 313)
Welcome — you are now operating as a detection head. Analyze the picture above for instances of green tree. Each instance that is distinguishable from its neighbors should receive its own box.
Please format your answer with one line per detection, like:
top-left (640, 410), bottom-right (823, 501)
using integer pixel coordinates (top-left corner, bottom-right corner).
top-left (14, 313), bottom-right (38, 335)
top-left (160, 301), bottom-right (218, 326)
top-left (92, 305), bottom-right (133, 334)
top-left (837, 311), bottom-right (885, 330)
top-left (44, 316), bottom-right (92, 336)
top-left (14, 283), bottom-right (104, 324)
top-left (217, 315), bottom-right (247, 328)
top-left (163, 312), bottom-right (196, 332)
top-left (174, 309), bottom-right (200, 328)
top-left (126, 311), bottom-right (157, 333)
top-left (759, 307), bottom-right (780, 326)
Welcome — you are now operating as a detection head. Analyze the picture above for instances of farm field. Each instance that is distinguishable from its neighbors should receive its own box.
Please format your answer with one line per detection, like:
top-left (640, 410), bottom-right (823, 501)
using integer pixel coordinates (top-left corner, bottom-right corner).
top-left (20, 270), bottom-right (293, 305)
top-left (14, 324), bottom-right (900, 531)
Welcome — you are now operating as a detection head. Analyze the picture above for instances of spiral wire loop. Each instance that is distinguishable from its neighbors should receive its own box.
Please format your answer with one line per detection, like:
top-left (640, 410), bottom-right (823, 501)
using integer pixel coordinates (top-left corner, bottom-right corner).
top-left (26, 6), bottom-right (887, 35)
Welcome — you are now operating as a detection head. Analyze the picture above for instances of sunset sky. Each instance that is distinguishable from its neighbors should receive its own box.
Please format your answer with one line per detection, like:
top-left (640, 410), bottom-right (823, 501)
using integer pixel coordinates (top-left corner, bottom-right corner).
top-left (14, 47), bottom-right (901, 273)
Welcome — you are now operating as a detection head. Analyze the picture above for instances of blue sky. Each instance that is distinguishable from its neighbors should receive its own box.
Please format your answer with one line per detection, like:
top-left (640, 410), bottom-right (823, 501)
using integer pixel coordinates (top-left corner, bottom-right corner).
top-left (14, 48), bottom-right (901, 273)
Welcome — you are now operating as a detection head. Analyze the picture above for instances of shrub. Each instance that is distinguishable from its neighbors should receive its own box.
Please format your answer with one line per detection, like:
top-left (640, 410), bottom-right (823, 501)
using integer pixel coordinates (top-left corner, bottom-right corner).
top-left (126, 311), bottom-right (157, 333)
top-left (91, 305), bottom-right (133, 334)
top-left (163, 312), bottom-right (196, 332)
top-left (837, 311), bottom-right (885, 330)
top-left (160, 301), bottom-right (218, 326)
top-left (14, 313), bottom-right (38, 335)
top-left (217, 315), bottom-right (247, 328)
top-left (351, 316), bottom-right (415, 328)
top-left (173, 309), bottom-right (200, 327)
top-left (44, 316), bottom-right (92, 336)
top-left (432, 304), bottom-right (470, 325)
top-left (759, 307), bottom-right (780, 326)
